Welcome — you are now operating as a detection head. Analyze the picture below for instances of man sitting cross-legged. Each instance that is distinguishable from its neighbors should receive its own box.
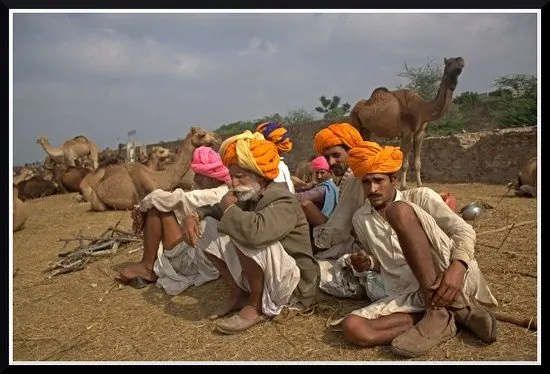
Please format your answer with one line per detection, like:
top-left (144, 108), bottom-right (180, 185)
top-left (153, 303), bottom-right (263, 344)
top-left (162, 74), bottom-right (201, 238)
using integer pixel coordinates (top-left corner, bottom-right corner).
top-left (116, 146), bottom-right (231, 292)
top-left (330, 140), bottom-right (499, 358)
top-left (180, 130), bottom-right (320, 334)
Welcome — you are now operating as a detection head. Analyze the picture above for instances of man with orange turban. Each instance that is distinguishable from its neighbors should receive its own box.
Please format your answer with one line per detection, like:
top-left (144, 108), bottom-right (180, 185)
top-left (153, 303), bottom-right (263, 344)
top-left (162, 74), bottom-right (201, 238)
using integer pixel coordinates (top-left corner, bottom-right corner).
top-left (179, 130), bottom-right (320, 335)
top-left (329, 141), bottom-right (498, 358)
top-left (256, 122), bottom-right (295, 193)
top-left (308, 123), bottom-right (365, 258)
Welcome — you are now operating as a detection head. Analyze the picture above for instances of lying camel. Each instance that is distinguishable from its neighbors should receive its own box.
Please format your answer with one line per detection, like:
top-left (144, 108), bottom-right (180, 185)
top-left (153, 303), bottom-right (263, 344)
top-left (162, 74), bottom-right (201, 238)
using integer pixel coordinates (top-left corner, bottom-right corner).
top-left (13, 186), bottom-right (29, 232)
top-left (142, 146), bottom-right (173, 171)
top-left (13, 168), bottom-right (33, 186)
top-left (507, 156), bottom-right (537, 198)
top-left (17, 175), bottom-right (58, 201)
top-left (80, 127), bottom-right (221, 211)
top-left (60, 166), bottom-right (93, 193)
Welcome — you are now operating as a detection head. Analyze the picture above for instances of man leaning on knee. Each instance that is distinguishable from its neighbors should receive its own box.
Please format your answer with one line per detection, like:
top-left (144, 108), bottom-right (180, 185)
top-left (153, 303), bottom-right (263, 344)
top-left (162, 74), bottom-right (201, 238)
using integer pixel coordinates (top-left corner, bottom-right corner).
top-left (330, 140), bottom-right (498, 358)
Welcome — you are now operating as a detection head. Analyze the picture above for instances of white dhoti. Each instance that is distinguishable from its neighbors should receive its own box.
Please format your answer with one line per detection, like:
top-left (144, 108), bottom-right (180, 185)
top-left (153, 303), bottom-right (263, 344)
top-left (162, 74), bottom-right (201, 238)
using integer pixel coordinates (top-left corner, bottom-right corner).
top-left (330, 200), bottom-right (498, 326)
top-left (202, 218), bottom-right (302, 317)
top-left (153, 218), bottom-right (221, 296)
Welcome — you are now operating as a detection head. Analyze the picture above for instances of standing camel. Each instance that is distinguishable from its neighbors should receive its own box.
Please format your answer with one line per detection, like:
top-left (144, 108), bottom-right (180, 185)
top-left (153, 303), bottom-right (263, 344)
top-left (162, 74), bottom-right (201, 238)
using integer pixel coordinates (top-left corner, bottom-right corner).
top-left (350, 57), bottom-right (465, 189)
top-left (37, 135), bottom-right (100, 170)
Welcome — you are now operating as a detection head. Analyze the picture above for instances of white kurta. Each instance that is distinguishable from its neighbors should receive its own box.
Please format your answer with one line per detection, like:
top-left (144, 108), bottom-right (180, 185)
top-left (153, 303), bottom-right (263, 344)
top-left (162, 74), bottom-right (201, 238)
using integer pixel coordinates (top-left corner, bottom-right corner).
top-left (331, 187), bottom-right (498, 325)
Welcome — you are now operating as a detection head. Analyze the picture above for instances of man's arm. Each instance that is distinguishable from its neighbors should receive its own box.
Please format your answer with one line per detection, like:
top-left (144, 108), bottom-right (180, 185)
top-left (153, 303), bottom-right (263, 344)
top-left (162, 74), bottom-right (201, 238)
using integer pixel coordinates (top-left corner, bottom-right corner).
top-left (195, 203), bottom-right (224, 222)
top-left (218, 195), bottom-right (299, 248)
top-left (294, 185), bottom-right (326, 204)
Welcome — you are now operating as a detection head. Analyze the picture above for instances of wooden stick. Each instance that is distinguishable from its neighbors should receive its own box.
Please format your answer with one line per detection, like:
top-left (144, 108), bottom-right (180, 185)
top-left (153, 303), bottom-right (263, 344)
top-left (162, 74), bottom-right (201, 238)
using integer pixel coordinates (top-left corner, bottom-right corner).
top-left (497, 223), bottom-right (516, 250)
top-left (109, 227), bottom-right (141, 237)
top-left (493, 311), bottom-right (537, 330)
top-left (476, 220), bottom-right (536, 237)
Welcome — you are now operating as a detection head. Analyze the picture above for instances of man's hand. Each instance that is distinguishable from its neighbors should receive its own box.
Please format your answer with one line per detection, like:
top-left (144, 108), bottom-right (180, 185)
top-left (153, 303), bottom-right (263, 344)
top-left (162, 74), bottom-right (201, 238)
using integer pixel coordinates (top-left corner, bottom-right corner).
top-left (131, 206), bottom-right (145, 235)
top-left (429, 260), bottom-right (467, 308)
top-left (219, 191), bottom-right (238, 212)
top-left (349, 251), bottom-right (372, 273)
top-left (181, 214), bottom-right (202, 247)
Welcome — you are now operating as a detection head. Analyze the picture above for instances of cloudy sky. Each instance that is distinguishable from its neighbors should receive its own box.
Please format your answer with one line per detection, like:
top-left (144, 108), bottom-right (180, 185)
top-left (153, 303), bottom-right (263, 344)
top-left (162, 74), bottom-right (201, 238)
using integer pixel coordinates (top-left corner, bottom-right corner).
top-left (12, 11), bottom-right (538, 166)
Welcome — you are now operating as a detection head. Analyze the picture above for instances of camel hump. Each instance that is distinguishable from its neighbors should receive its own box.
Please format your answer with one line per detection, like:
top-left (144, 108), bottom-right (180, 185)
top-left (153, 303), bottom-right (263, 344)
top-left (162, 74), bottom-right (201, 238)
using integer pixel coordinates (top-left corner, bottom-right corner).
top-left (72, 135), bottom-right (89, 142)
top-left (371, 86), bottom-right (390, 95)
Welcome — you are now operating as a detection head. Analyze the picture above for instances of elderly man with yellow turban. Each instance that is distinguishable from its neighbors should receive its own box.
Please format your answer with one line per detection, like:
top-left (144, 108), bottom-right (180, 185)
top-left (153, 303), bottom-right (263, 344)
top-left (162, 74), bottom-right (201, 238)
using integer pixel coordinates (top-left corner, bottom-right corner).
top-left (180, 130), bottom-right (320, 334)
top-left (256, 122), bottom-right (295, 193)
top-left (328, 140), bottom-right (498, 358)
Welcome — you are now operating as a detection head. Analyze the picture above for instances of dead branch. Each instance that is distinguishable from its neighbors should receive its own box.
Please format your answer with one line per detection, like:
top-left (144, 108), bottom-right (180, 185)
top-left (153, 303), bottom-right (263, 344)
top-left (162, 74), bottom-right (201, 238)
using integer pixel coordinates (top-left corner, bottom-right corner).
top-left (108, 226), bottom-right (141, 237)
top-left (476, 220), bottom-right (536, 237)
top-left (493, 311), bottom-right (537, 331)
top-left (46, 226), bottom-right (143, 278)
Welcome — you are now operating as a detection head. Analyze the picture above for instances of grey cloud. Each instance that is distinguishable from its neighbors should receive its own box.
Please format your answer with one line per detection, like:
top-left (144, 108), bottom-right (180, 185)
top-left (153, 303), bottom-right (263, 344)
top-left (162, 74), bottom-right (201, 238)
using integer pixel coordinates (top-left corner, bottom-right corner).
top-left (12, 12), bottom-right (538, 166)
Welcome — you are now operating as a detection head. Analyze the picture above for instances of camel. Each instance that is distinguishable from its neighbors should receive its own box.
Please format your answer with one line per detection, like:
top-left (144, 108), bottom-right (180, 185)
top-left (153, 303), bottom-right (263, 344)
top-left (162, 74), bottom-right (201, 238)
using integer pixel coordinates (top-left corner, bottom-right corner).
top-left (350, 56), bottom-right (465, 190)
top-left (13, 186), bottom-right (28, 232)
top-left (17, 175), bottom-right (58, 201)
top-left (142, 146), bottom-right (172, 171)
top-left (507, 156), bottom-right (537, 198)
top-left (59, 167), bottom-right (93, 193)
top-left (13, 167), bottom-right (33, 186)
top-left (37, 135), bottom-right (100, 170)
top-left (80, 127), bottom-right (221, 211)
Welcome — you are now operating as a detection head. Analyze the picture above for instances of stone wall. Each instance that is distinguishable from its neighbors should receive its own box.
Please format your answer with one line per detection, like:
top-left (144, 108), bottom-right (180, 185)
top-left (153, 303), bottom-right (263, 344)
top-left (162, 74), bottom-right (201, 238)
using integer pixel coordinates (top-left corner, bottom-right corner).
top-left (138, 125), bottom-right (537, 185)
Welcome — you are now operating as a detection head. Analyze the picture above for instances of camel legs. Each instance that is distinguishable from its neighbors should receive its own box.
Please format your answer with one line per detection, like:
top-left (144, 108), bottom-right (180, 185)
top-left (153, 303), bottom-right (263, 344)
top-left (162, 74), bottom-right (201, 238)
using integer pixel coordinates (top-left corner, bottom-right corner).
top-left (399, 131), bottom-right (414, 190)
top-left (412, 126), bottom-right (427, 187)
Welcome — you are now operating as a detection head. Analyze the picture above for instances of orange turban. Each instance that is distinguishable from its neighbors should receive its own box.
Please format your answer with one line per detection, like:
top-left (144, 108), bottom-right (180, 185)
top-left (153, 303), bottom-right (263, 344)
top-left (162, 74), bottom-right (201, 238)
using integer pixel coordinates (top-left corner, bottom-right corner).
top-left (313, 123), bottom-right (363, 155)
top-left (348, 141), bottom-right (404, 180)
top-left (219, 130), bottom-right (280, 180)
top-left (256, 122), bottom-right (292, 154)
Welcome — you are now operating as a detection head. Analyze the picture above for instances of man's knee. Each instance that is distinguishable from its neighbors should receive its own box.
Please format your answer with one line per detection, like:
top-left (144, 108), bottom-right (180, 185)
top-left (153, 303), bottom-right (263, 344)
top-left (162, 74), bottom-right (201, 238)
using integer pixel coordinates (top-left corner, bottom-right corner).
top-left (341, 315), bottom-right (378, 347)
top-left (385, 201), bottom-right (415, 226)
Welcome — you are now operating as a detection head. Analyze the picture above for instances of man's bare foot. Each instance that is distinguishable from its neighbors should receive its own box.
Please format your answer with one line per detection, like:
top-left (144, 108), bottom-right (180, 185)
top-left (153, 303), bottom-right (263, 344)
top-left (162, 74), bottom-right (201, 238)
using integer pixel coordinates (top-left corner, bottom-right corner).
top-left (117, 263), bottom-right (157, 283)
top-left (208, 289), bottom-right (249, 320)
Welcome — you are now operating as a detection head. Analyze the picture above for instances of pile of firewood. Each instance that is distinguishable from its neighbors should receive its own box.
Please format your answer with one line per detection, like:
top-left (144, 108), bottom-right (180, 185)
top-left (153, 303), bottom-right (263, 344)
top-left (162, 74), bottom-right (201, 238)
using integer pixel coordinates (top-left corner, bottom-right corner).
top-left (44, 221), bottom-right (142, 278)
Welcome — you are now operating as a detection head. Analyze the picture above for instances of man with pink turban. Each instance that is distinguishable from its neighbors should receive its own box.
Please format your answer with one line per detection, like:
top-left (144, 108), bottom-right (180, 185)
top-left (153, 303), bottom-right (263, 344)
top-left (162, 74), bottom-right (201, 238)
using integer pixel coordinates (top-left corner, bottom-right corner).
top-left (116, 146), bottom-right (232, 293)
top-left (294, 156), bottom-right (339, 226)
top-left (256, 122), bottom-right (295, 193)
top-left (328, 141), bottom-right (498, 359)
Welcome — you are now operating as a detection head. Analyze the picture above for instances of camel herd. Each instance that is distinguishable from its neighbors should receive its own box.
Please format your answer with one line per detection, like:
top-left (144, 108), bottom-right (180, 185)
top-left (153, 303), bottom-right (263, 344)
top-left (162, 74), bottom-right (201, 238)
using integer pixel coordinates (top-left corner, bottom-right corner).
top-left (12, 56), bottom-right (538, 233)
top-left (12, 127), bottom-right (222, 232)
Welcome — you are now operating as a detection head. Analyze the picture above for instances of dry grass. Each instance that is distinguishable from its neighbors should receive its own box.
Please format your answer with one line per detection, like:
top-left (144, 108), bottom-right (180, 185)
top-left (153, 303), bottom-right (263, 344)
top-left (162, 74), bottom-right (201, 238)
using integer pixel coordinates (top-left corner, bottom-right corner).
top-left (11, 183), bottom-right (538, 363)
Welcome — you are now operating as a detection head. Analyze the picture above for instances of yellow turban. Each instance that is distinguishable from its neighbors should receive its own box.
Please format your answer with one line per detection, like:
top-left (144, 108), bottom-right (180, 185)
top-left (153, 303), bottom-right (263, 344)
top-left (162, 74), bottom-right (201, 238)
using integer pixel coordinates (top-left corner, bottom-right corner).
top-left (256, 122), bottom-right (292, 154)
top-left (313, 123), bottom-right (363, 155)
top-left (348, 141), bottom-right (404, 180)
top-left (219, 130), bottom-right (280, 180)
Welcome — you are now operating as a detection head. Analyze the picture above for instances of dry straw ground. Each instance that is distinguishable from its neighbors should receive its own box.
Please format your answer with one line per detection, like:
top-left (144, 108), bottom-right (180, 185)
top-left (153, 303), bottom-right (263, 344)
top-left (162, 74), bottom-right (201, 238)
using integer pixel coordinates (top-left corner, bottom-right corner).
top-left (12, 183), bottom-right (538, 363)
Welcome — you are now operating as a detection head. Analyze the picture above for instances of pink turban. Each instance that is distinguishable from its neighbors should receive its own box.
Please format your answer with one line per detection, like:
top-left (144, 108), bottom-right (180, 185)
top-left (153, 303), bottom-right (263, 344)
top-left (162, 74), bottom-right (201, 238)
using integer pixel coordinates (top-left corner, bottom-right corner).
top-left (311, 156), bottom-right (330, 172)
top-left (191, 146), bottom-right (231, 183)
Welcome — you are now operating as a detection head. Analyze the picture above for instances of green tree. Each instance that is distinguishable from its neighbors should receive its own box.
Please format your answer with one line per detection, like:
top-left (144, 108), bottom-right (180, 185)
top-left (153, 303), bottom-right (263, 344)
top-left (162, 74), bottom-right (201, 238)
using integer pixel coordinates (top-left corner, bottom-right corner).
top-left (396, 58), bottom-right (441, 99)
top-left (491, 74), bottom-right (537, 127)
top-left (493, 74), bottom-right (537, 98)
top-left (315, 95), bottom-right (351, 120)
top-left (283, 109), bottom-right (317, 125)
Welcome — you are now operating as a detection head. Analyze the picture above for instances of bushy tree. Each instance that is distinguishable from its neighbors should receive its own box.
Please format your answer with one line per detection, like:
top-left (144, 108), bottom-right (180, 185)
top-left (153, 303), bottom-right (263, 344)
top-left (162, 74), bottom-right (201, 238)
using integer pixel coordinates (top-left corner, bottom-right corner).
top-left (315, 95), bottom-right (351, 120)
